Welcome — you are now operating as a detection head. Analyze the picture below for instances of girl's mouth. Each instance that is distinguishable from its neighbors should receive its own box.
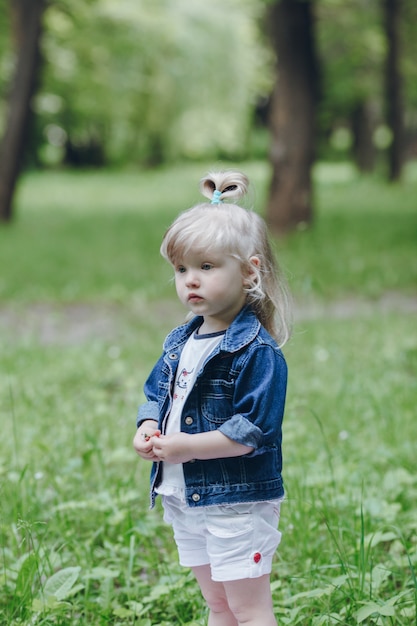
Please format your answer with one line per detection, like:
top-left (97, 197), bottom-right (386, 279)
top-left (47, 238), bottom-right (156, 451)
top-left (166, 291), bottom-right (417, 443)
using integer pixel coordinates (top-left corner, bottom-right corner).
top-left (188, 294), bottom-right (203, 302)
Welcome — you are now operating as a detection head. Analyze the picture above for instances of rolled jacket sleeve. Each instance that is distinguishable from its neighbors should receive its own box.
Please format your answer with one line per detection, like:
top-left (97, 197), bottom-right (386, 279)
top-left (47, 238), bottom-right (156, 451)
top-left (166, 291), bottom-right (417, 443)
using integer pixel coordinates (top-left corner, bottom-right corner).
top-left (136, 400), bottom-right (159, 428)
top-left (218, 414), bottom-right (263, 449)
top-left (136, 354), bottom-right (166, 428)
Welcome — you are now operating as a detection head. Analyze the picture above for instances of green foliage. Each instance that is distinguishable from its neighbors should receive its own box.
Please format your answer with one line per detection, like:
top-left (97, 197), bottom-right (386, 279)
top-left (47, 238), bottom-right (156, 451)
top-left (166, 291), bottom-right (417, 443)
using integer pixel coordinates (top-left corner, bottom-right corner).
top-left (318, 0), bottom-right (384, 112)
top-left (34, 0), bottom-right (270, 166)
top-left (314, 0), bottom-right (417, 160)
top-left (2, 0), bottom-right (417, 167)
top-left (0, 163), bottom-right (417, 624)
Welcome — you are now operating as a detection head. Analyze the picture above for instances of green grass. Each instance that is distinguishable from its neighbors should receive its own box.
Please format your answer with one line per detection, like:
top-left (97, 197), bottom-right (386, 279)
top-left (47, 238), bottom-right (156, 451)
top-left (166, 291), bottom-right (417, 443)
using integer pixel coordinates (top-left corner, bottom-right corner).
top-left (0, 161), bottom-right (416, 624)
top-left (1, 161), bottom-right (416, 303)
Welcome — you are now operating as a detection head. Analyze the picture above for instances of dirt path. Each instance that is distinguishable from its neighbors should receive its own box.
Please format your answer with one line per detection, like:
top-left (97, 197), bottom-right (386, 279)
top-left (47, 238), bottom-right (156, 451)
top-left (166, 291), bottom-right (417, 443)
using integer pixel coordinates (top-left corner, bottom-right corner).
top-left (0, 293), bottom-right (416, 345)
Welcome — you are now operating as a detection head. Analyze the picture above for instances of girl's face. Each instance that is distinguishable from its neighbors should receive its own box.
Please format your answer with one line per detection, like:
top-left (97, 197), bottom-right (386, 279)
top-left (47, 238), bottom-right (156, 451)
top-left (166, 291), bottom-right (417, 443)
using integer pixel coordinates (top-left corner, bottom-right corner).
top-left (173, 249), bottom-right (253, 333)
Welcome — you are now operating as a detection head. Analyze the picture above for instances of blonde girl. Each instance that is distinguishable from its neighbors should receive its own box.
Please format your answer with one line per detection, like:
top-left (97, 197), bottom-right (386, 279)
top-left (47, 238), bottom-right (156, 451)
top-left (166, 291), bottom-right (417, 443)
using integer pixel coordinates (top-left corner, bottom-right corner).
top-left (134, 170), bottom-right (291, 626)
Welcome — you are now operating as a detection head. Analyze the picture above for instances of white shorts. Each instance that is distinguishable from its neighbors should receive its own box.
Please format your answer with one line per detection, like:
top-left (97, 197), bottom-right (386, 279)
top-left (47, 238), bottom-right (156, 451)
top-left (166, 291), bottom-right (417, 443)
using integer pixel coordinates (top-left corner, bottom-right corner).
top-left (161, 495), bottom-right (283, 582)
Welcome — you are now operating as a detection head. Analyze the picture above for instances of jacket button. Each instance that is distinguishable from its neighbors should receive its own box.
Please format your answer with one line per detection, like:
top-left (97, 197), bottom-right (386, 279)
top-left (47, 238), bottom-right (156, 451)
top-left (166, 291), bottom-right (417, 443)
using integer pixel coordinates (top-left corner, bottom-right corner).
top-left (185, 416), bottom-right (193, 425)
top-left (192, 493), bottom-right (200, 502)
top-left (168, 353), bottom-right (177, 360)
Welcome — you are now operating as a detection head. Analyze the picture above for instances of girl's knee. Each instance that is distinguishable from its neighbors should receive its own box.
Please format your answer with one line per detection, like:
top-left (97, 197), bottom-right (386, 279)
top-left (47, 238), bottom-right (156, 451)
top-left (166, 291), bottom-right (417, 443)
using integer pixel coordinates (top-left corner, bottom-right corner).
top-left (202, 588), bottom-right (230, 614)
top-left (227, 599), bottom-right (254, 623)
top-left (224, 575), bottom-right (276, 625)
top-left (229, 604), bottom-right (276, 626)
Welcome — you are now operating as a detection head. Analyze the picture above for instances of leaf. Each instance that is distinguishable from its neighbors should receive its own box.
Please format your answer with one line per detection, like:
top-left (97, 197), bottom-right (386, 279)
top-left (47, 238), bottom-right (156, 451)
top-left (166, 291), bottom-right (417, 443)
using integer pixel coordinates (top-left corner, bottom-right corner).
top-left (113, 607), bottom-right (134, 618)
top-left (356, 602), bottom-right (383, 622)
top-left (370, 563), bottom-right (390, 592)
top-left (384, 589), bottom-right (414, 605)
top-left (63, 583), bottom-right (85, 598)
top-left (15, 553), bottom-right (38, 605)
top-left (31, 596), bottom-right (62, 612)
top-left (378, 605), bottom-right (396, 616)
top-left (84, 566), bottom-right (119, 580)
top-left (127, 601), bottom-right (146, 616)
top-left (286, 586), bottom-right (333, 603)
top-left (364, 530), bottom-right (398, 548)
top-left (330, 574), bottom-right (349, 587)
top-left (356, 601), bottom-right (395, 622)
top-left (143, 583), bottom-right (172, 602)
top-left (42, 566), bottom-right (81, 601)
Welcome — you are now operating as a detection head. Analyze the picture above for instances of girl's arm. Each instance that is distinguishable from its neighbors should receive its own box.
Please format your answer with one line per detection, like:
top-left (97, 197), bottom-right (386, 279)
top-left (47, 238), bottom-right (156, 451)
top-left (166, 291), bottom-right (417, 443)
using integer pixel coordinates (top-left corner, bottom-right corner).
top-left (151, 430), bottom-right (253, 465)
top-left (218, 344), bottom-right (287, 453)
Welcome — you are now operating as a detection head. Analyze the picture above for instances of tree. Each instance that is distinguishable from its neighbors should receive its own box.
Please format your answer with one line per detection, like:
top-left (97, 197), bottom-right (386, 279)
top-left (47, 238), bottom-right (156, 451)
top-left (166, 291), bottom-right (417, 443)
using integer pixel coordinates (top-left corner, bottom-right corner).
top-left (352, 100), bottom-right (378, 172)
top-left (266, 0), bottom-right (319, 234)
top-left (383, 0), bottom-right (405, 180)
top-left (0, 0), bottom-right (46, 222)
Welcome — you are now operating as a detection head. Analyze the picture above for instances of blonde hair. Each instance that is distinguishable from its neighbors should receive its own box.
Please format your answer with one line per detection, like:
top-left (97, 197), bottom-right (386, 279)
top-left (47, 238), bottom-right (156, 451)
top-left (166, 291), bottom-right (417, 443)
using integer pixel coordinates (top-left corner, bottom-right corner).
top-left (160, 171), bottom-right (292, 347)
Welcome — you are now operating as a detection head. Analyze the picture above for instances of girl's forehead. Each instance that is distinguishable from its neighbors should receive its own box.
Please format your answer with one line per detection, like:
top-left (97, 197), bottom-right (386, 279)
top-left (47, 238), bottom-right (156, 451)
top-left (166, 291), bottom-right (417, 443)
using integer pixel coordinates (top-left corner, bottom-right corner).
top-left (172, 247), bottom-right (239, 265)
top-left (175, 245), bottom-right (223, 261)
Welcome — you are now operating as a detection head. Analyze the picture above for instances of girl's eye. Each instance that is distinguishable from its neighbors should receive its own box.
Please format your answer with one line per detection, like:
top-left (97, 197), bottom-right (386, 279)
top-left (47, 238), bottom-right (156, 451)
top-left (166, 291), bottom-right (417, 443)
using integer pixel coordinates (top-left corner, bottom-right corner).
top-left (201, 263), bottom-right (213, 270)
top-left (177, 266), bottom-right (186, 273)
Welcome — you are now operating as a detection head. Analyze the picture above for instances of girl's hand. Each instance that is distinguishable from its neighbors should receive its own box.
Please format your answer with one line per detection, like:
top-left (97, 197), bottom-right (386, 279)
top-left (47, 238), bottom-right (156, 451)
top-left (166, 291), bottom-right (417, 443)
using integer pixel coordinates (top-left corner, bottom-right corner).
top-left (133, 421), bottom-right (161, 461)
top-left (151, 432), bottom-right (193, 465)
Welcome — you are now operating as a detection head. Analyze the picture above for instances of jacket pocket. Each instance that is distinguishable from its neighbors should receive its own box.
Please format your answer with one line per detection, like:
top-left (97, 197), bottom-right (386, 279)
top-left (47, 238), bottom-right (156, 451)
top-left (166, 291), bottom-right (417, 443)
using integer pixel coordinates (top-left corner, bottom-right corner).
top-left (200, 379), bottom-right (235, 425)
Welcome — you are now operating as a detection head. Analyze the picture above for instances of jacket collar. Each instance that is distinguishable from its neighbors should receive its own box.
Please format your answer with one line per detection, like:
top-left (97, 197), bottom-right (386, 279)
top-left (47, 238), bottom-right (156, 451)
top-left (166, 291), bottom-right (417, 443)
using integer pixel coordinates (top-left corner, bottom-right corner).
top-left (163, 305), bottom-right (260, 354)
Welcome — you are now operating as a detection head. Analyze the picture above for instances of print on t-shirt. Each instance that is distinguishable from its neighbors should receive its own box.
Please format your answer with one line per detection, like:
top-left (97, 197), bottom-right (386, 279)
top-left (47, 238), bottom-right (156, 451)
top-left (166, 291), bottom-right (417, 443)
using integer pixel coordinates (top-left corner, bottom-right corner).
top-left (174, 368), bottom-right (194, 401)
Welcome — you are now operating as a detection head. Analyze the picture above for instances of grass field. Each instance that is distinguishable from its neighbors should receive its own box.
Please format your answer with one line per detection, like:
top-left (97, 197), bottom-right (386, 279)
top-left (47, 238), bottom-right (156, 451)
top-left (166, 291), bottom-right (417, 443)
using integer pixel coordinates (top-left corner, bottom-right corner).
top-left (0, 161), bottom-right (416, 625)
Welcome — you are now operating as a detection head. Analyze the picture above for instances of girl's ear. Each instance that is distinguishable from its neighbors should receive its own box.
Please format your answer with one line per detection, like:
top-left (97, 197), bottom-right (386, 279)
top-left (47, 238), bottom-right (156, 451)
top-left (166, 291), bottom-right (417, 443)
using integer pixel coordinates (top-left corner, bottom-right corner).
top-left (243, 256), bottom-right (261, 285)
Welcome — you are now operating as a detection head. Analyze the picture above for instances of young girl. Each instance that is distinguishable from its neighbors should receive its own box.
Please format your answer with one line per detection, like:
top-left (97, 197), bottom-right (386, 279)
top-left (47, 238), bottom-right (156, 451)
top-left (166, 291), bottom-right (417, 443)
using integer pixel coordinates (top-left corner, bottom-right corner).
top-left (133, 170), bottom-right (291, 626)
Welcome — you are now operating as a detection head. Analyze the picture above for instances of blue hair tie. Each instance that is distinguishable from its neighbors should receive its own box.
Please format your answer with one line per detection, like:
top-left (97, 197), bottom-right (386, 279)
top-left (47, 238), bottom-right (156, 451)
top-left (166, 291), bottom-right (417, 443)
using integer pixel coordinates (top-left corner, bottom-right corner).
top-left (211, 189), bottom-right (223, 204)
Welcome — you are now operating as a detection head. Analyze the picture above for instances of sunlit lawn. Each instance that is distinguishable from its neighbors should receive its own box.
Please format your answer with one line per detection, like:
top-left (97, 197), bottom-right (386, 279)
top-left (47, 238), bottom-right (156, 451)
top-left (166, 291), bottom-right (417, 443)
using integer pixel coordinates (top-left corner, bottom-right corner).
top-left (0, 161), bottom-right (416, 625)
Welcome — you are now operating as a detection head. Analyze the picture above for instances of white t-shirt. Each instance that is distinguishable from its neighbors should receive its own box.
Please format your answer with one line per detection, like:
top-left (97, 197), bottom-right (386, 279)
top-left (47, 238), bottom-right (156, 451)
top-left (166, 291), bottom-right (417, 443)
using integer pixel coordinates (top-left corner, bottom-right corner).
top-left (155, 328), bottom-right (224, 498)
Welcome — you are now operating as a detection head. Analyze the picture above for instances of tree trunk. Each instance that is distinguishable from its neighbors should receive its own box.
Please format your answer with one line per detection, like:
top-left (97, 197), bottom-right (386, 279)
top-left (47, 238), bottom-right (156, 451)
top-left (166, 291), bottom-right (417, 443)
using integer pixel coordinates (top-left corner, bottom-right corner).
top-left (0, 0), bottom-right (45, 222)
top-left (352, 100), bottom-right (377, 173)
top-left (384, 0), bottom-right (404, 181)
top-left (266, 0), bottom-right (319, 234)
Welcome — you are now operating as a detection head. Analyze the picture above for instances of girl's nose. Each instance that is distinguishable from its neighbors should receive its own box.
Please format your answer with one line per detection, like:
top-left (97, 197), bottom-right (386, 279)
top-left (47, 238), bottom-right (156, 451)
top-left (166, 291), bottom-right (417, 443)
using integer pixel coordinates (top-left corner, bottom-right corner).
top-left (186, 271), bottom-right (199, 287)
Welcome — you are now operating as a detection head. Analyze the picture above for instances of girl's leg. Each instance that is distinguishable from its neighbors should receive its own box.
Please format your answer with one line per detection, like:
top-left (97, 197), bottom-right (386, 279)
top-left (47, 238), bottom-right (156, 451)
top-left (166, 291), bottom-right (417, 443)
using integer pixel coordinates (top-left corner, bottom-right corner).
top-left (192, 565), bottom-right (238, 626)
top-left (223, 574), bottom-right (277, 626)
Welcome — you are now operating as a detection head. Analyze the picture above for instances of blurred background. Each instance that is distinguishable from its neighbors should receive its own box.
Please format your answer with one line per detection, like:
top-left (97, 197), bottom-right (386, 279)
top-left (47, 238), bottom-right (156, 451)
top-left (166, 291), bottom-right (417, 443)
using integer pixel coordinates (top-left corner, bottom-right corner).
top-left (1, 0), bottom-right (416, 227)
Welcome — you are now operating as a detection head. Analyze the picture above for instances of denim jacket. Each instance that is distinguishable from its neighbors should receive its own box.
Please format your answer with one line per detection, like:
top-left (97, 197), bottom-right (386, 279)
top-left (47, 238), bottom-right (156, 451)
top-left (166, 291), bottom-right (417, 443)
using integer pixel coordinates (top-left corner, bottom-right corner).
top-left (137, 305), bottom-right (287, 508)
